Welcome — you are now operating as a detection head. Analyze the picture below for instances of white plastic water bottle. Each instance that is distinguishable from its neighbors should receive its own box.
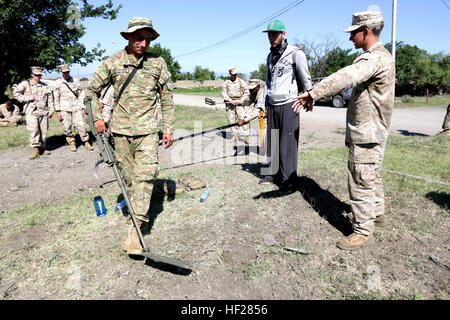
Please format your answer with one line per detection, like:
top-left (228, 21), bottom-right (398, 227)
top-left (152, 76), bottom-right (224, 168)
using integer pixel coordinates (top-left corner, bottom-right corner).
top-left (115, 199), bottom-right (127, 211)
top-left (199, 189), bottom-right (210, 202)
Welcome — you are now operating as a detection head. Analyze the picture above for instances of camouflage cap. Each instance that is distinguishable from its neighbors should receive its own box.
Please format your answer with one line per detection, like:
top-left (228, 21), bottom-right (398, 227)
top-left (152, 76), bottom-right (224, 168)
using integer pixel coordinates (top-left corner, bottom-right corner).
top-left (59, 64), bottom-right (70, 73)
top-left (343, 11), bottom-right (383, 32)
top-left (30, 66), bottom-right (43, 75)
top-left (248, 79), bottom-right (262, 90)
top-left (120, 17), bottom-right (160, 40)
top-left (228, 66), bottom-right (237, 75)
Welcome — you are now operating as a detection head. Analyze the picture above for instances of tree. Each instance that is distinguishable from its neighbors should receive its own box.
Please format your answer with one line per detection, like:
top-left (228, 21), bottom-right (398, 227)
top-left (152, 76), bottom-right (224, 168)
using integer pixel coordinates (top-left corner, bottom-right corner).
top-left (0, 0), bottom-right (122, 99)
top-left (193, 66), bottom-right (215, 81)
top-left (386, 42), bottom-right (450, 95)
top-left (249, 63), bottom-right (267, 80)
top-left (147, 43), bottom-right (182, 81)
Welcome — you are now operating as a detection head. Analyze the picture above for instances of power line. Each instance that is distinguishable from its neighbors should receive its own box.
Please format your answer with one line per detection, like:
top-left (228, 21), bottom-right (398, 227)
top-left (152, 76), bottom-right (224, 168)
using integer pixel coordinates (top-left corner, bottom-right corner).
top-left (174, 0), bottom-right (306, 59)
top-left (441, 0), bottom-right (450, 10)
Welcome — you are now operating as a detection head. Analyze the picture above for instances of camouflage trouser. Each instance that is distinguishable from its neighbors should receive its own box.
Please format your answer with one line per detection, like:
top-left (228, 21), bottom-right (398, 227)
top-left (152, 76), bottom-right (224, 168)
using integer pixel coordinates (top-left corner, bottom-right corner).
top-left (61, 110), bottom-right (89, 142)
top-left (26, 113), bottom-right (49, 147)
top-left (101, 104), bottom-right (114, 124)
top-left (0, 115), bottom-right (22, 126)
top-left (442, 104), bottom-right (450, 130)
top-left (347, 142), bottom-right (386, 236)
top-left (225, 103), bottom-right (249, 136)
top-left (113, 133), bottom-right (159, 223)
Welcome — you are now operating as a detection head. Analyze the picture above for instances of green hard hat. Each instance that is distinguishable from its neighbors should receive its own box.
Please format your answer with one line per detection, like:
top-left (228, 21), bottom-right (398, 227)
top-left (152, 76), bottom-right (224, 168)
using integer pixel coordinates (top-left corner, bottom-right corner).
top-left (263, 20), bottom-right (286, 33)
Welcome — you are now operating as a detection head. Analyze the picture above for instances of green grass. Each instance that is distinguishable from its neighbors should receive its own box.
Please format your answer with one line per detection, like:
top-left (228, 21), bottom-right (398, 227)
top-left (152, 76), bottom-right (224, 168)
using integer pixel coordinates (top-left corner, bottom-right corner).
top-left (394, 94), bottom-right (449, 108)
top-left (174, 86), bottom-right (222, 97)
top-left (174, 105), bottom-right (228, 131)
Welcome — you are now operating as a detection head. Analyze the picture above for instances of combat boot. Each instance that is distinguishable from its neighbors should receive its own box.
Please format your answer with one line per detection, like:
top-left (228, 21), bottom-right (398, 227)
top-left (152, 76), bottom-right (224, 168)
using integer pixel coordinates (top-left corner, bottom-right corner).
top-left (66, 136), bottom-right (77, 152)
top-left (244, 136), bottom-right (250, 145)
top-left (29, 147), bottom-right (40, 159)
top-left (123, 224), bottom-right (143, 255)
top-left (84, 141), bottom-right (94, 151)
top-left (374, 214), bottom-right (387, 227)
top-left (231, 135), bottom-right (238, 142)
top-left (337, 233), bottom-right (375, 251)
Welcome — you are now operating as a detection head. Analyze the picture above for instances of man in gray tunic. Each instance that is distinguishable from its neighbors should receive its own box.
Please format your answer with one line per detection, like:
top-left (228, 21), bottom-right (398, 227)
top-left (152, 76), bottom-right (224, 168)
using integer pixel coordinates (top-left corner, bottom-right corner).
top-left (292, 11), bottom-right (395, 250)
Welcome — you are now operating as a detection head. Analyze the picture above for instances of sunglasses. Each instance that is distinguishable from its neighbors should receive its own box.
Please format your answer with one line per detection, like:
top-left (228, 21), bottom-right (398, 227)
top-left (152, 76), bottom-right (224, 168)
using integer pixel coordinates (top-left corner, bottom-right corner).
top-left (350, 26), bottom-right (367, 37)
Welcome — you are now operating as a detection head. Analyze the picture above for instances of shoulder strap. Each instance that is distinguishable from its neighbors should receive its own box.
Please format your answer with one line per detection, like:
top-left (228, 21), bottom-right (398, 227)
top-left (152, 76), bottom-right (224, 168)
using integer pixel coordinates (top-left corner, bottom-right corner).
top-left (116, 56), bottom-right (146, 105)
top-left (101, 83), bottom-right (112, 100)
top-left (62, 79), bottom-right (79, 98)
top-left (291, 47), bottom-right (302, 93)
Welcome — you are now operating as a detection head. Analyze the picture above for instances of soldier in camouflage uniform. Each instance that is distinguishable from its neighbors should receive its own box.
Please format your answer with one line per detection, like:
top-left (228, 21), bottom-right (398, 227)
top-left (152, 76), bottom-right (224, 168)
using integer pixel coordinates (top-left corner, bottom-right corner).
top-left (222, 66), bottom-right (250, 144)
top-left (437, 104), bottom-right (450, 136)
top-left (0, 101), bottom-right (22, 127)
top-left (53, 64), bottom-right (94, 152)
top-left (14, 66), bottom-right (55, 159)
top-left (292, 11), bottom-right (395, 250)
top-left (85, 17), bottom-right (175, 256)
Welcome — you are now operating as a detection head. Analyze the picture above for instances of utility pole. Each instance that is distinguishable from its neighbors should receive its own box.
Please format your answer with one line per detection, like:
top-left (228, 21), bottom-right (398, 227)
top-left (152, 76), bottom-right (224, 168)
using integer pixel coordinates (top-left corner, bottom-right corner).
top-left (391, 0), bottom-right (397, 62)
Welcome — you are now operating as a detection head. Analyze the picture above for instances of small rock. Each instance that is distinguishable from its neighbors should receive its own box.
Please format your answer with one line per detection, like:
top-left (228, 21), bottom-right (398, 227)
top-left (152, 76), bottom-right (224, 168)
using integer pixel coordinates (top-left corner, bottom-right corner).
top-left (283, 247), bottom-right (312, 255)
top-left (263, 234), bottom-right (277, 247)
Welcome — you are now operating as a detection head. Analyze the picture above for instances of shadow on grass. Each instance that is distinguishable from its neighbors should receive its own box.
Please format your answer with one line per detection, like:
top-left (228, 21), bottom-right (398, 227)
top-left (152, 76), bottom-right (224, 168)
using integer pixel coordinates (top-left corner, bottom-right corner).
top-left (246, 167), bottom-right (353, 236)
top-left (397, 130), bottom-right (429, 137)
top-left (425, 191), bottom-right (450, 211)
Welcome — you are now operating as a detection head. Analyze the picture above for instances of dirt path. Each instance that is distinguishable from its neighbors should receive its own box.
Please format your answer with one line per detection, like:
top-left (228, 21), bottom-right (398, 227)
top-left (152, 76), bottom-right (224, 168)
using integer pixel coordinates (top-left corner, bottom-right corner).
top-left (0, 97), bottom-right (447, 213)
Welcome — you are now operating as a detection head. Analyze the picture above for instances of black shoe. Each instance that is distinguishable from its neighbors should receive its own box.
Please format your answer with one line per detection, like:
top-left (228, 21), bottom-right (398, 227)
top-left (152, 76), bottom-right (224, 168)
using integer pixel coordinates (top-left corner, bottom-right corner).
top-left (278, 182), bottom-right (295, 194)
top-left (258, 176), bottom-right (274, 185)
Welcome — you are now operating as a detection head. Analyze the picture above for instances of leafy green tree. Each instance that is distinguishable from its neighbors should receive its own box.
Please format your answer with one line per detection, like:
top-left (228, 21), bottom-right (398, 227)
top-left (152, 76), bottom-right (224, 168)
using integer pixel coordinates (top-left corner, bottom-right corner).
top-left (249, 63), bottom-right (267, 80)
top-left (193, 66), bottom-right (215, 81)
top-left (323, 47), bottom-right (357, 76)
top-left (386, 42), bottom-right (450, 95)
top-left (147, 43), bottom-right (182, 81)
top-left (0, 0), bottom-right (122, 99)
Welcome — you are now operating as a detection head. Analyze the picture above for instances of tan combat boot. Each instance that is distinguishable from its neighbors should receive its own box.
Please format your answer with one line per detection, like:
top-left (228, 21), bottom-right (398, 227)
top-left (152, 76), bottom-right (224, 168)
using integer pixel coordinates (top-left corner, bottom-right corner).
top-left (66, 136), bottom-right (77, 152)
top-left (29, 147), bottom-right (40, 160)
top-left (374, 214), bottom-right (387, 227)
top-left (123, 224), bottom-right (143, 255)
top-left (84, 141), bottom-right (94, 151)
top-left (336, 233), bottom-right (374, 251)
top-left (231, 135), bottom-right (238, 142)
top-left (244, 136), bottom-right (250, 145)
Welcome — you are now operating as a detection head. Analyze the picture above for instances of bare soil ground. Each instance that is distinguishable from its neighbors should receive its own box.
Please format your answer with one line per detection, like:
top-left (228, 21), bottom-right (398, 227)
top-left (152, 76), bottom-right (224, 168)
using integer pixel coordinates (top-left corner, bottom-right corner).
top-left (0, 99), bottom-right (448, 300)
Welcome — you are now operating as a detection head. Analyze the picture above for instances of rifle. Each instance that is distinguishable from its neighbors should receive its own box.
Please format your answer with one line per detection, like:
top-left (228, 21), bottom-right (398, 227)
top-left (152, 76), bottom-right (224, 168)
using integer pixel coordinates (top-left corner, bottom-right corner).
top-left (84, 97), bottom-right (191, 270)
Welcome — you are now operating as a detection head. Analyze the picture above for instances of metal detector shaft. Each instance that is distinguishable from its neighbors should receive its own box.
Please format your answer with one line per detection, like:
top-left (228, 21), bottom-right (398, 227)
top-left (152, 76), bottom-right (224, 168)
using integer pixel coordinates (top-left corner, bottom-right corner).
top-left (159, 115), bottom-right (258, 146)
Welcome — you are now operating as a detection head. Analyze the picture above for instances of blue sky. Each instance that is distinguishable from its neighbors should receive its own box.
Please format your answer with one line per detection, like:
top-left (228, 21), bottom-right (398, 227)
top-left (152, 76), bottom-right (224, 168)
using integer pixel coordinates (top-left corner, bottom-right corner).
top-left (51, 0), bottom-right (450, 78)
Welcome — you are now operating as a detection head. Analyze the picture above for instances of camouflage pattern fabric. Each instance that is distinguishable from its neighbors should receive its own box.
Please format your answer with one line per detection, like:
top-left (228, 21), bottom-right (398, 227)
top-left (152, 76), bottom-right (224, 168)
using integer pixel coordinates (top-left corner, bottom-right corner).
top-left (308, 41), bottom-right (395, 236)
top-left (85, 48), bottom-right (175, 222)
top-left (53, 76), bottom-right (89, 141)
top-left (222, 77), bottom-right (249, 103)
top-left (347, 142), bottom-right (386, 236)
top-left (53, 76), bottom-right (85, 112)
top-left (0, 103), bottom-right (22, 126)
top-left (14, 79), bottom-right (54, 147)
top-left (84, 48), bottom-right (175, 136)
top-left (100, 85), bottom-right (114, 124)
top-left (113, 133), bottom-right (159, 223)
top-left (308, 42), bottom-right (395, 145)
top-left (244, 85), bottom-right (265, 122)
top-left (442, 104), bottom-right (450, 131)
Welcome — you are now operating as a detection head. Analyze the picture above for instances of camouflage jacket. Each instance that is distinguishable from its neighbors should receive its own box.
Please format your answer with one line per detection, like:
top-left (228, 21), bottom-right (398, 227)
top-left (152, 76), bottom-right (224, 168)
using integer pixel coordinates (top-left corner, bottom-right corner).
top-left (244, 87), bottom-right (265, 122)
top-left (222, 77), bottom-right (250, 103)
top-left (308, 42), bottom-right (395, 145)
top-left (0, 103), bottom-right (20, 119)
top-left (14, 80), bottom-right (54, 116)
top-left (53, 76), bottom-right (85, 112)
top-left (85, 48), bottom-right (175, 136)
